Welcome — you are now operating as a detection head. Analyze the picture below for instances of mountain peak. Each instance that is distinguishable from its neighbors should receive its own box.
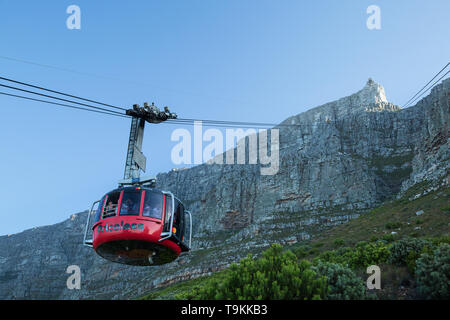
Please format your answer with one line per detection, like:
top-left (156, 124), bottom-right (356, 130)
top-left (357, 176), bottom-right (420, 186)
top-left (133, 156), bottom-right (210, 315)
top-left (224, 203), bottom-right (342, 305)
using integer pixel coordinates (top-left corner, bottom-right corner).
top-left (358, 78), bottom-right (388, 105)
top-left (287, 78), bottom-right (397, 123)
top-left (366, 77), bottom-right (376, 86)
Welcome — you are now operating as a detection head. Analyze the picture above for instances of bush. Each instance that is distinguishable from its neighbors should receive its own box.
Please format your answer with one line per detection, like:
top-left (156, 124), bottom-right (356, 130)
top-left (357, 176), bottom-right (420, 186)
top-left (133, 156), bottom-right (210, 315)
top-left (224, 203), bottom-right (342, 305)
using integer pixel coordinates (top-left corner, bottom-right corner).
top-left (428, 236), bottom-right (450, 246)
top-left (314, 242), bottom-right (324, 248)
top-left (314, 247), bottom-right (352, 266)
top-left (389, 238), bottom-right (433, 272)
top-left (313, 261), bottom-right (366, 300)
top-left (382, 233), bottom-right (395, 242)
top-left (314, 241), bottom-right (391, 270)
top-left (292, 245), bottom-right (312, 259)
top-left (385, 222), bottom-right (402, 230)
top-left (346, 241), bottom-right (391, 269)
top-left (415, 244), bottom-right (450, 299)
top-left (333, 239), bottom-right (345, 247)
top-left (178, 244), bottom-right (327, 300)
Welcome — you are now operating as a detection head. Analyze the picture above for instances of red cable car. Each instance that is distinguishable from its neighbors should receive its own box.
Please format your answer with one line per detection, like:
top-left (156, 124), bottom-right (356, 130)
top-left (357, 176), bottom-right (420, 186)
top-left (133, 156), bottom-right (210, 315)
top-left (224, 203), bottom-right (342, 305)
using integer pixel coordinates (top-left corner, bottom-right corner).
top-left (84, 186), bottom-right (192, 266)
top-left (83, 103), bottom-right (192, 266)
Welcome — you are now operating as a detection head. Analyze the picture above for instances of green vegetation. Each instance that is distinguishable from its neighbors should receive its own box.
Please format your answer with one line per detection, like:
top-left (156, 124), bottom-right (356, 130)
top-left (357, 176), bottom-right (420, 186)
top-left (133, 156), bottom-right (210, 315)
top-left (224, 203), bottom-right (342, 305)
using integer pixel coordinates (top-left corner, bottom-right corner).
top-left (310, 183), bottom-right (450, 251)
top-left (139, 184), bottom-right (450, 300)
top-left (385, 221), bottom-right (402, 230)
top-left (333, 238), bottom-right (345, 247)
top-left (176, 244), bottom-right (327, 300)
top-left (140, 236), bottom-right (449, 300)
top-left (442, 205), bottom-right (450, 214)
top-left (415, 243), bottom-right (450, 299)
top-left (312, 261), bottom-right (366, 300)
top-left (388, 238), bottom-right (434, 272)
top-left (313, 240), bottom-right (391, 269)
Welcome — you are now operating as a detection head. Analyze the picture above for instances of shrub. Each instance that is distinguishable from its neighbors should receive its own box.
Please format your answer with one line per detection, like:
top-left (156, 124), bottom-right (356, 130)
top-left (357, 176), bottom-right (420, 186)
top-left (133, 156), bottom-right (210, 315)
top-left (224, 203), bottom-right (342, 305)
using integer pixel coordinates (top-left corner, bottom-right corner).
top-left (314, 247), bottom-right (352, 266)
top-left (346, 241), bottom-right (391, 269)
top-left (385, 222), bottom-right (402, 230)
top-left (313, 261), bottom-right (366, 300)
top-left (428, 236), bottom-right (450, 246)
top-left (292, 245), bottom-right (312, 259)
top-left (178, 244), bottom-right (327, 300)
top-left (314, 241), bottom-right (390, 270)
top-left (415, 244), bottom-right (450, 299)
top-left (314, 242), bottom-right (324, 248)
top-left (382, 233), bottom-right (395, 242)
top-left (389, 238), bottom-right (433, 272)
top-left (333, 239), bottom-right (345, 247)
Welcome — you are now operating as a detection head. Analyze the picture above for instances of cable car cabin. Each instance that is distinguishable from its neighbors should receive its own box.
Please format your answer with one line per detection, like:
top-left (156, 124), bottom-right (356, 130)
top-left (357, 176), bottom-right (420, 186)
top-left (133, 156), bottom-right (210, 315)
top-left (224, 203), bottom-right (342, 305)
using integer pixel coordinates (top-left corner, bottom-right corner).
top-left (84, 187), bottom-right (192, 266)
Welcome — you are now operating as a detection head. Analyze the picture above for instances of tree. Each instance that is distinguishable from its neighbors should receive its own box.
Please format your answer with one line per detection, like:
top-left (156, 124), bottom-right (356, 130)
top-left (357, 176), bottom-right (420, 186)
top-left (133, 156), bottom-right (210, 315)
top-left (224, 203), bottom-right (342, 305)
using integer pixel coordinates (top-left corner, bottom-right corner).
top-left (415, 244), bottom-right (450, 299)
top-left (179, 244), bottom-right (327, 300)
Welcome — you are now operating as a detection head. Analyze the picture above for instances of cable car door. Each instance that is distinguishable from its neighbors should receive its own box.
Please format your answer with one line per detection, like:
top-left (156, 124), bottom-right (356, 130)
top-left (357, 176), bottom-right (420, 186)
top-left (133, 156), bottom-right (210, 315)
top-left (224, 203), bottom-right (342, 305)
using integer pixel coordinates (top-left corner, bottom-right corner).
top-left (160, 192), bottom-right (174, 239)
top-left (160, 192), bottom-right (192, 251)
top-left (172, 199), bottom-right (183, 241)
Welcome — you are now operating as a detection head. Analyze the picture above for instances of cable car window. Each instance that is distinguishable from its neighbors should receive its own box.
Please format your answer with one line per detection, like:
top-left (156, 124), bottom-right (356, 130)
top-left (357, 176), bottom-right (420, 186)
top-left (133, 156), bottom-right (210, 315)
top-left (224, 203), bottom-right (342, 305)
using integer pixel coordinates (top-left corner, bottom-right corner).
top-left (173, 200), bottom-right (180, 226)
top-left (184, 211), bottom-right (191, 246)
top-left (103, 191), bottom-right (120, 218)
top-left (120, 191), bottom-right (141, 216)
top-left (163, 194), bottom-right (173, 233)
top-left (173, 200), bottom-right (183, 239)
top-left (94, 196), bottom-right (106, 222)
top-left (142, 191), bottom-right (163, 219)
top-left (179, 203), bottom-right (185, 239)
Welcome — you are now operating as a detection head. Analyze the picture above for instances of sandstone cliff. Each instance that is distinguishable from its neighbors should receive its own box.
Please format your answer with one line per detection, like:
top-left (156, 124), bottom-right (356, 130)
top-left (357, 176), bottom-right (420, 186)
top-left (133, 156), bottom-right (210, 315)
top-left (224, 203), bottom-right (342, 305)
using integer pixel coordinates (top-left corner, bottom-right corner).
top-left (0, 78), bottom-right (448, 299)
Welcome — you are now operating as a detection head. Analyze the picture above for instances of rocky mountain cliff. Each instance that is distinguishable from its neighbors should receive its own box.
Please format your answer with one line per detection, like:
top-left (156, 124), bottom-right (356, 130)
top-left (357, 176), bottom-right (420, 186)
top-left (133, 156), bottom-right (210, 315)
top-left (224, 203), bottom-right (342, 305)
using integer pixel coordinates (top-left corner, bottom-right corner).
top-left (0, 78), bottom-right (448, 299)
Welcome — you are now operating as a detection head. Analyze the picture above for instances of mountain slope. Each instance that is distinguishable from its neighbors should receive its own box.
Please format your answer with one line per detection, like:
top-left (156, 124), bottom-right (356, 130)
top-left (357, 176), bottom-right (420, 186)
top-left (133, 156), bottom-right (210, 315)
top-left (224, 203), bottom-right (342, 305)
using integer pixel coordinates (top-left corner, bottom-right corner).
top-left (0, 78), bottom-right (448, 299)
top-left (138, 183), bottom-right (450, 300)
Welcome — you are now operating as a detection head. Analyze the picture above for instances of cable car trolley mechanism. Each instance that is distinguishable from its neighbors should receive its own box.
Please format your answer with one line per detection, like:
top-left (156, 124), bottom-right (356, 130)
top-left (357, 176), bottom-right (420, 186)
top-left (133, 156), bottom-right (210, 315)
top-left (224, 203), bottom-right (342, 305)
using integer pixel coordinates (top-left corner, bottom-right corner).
top-left (83, 103), bottom-right (192, 266)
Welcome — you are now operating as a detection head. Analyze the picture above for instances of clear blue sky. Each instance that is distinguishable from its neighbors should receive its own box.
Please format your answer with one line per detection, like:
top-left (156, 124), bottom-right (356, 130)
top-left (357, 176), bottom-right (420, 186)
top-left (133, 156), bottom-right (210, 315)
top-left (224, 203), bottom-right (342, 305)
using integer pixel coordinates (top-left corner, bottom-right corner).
top-left (0, 0), bottom-right (449, 235)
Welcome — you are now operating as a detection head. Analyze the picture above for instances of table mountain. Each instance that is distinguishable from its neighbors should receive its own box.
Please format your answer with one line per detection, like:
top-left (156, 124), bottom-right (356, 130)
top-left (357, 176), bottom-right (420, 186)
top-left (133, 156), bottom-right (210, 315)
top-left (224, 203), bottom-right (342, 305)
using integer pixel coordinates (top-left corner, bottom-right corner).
top-left (0, 78), bottom-right (448, 299)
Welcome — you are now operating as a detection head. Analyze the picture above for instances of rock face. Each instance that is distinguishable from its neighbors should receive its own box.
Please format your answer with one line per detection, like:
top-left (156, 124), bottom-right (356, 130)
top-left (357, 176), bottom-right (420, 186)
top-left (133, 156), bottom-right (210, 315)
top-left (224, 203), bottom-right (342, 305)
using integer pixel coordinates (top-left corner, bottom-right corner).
top-left (0, 78), bottom-right (448, 299)
top-left (157, 78), bottom-right (448, 237)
